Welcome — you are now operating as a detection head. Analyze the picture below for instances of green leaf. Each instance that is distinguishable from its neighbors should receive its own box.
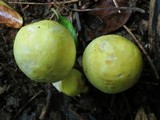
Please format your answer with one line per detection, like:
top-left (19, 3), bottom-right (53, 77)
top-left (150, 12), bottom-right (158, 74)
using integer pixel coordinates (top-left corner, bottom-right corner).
top-left (51, 8), bottom-right (78, 45)
top-left (58, 15), bottom-right (78, 45)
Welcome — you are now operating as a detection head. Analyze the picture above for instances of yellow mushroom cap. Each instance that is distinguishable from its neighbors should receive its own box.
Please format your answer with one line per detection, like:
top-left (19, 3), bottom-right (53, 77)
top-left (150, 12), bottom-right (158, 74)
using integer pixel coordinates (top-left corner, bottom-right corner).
top-left (53, 69), bottom-right (86, 96)
top-left (14, 20), bottom-right (76, 83)
top-left (82, 35), bottom-right (143, 93)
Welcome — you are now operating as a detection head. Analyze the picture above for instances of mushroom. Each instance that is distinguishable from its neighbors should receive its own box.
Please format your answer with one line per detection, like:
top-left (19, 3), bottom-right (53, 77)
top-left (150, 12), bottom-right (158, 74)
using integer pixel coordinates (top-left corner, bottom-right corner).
top-left (14, 20), bottom-right (76, 83)
top-left (82, 35), bottom-right (143, 93)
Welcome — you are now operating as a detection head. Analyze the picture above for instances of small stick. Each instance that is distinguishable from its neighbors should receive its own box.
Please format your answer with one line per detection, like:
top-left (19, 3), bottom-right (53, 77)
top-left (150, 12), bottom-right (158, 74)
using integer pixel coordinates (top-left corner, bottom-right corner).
top-left (123, 25), bottom-right (160, 79)
top-left (74, 3), bottom-right (82, 31)
top-left (148, 0), bottom-right (156, 51)
top-left (72, 7), bottom-right (145, 13)
top-left (14, 90), bottom-right (44, 120)
top-left (8, 0), bottom-right (79, 5)
top-left (39, 89), bottom-right (52, 120)
top-left (112, 0), bottom-right (121, 13)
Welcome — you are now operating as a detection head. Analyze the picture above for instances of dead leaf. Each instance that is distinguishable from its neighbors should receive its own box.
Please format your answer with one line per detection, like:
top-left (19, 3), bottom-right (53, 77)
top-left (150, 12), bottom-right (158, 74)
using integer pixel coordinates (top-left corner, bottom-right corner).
top-left (135, 107), bottom-right (148, 120)
top-left (148, 113), bottom-right (158, 120)
top-left (88, 0), bottom-right (132, 34)
top-left (0, 1), bottom-right (23, 28)
top-left (0, 85), bottom-right (6, 95)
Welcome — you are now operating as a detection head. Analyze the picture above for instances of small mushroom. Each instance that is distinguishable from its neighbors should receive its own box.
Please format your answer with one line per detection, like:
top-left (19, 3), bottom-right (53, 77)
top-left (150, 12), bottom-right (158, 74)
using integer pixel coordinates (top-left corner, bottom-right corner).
top-left (53, 68), bottom-right (87, 96)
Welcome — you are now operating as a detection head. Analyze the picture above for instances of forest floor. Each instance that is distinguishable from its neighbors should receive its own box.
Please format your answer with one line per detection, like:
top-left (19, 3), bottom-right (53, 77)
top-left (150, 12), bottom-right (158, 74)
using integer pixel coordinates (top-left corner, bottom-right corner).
top-left (0, 0), bottom-right (160, 120)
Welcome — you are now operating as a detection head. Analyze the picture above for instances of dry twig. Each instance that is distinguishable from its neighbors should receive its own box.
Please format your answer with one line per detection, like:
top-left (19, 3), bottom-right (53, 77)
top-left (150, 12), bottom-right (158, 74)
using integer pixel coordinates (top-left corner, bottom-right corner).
top-left (8, 0), bottom-right (79, 5)
top-left (72, 7), bottom-right (145, 13)
top-left (74, 3), bottom-right (82, 31)
top-left (39, 89), bottom-right (52, 120)
top-left (14, 90), bottom-right (44, 120)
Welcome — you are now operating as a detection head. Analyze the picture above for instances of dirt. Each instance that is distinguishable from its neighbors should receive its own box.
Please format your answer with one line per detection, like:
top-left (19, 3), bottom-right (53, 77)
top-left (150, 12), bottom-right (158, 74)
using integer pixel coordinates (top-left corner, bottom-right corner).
top-left (0, 0), bottom-right (160, 120)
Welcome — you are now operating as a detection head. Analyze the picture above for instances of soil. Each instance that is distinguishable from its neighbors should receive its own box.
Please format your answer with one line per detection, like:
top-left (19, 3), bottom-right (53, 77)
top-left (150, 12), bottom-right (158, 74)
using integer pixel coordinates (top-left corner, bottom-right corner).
top-left (0, 0), bottom-right (160, 120)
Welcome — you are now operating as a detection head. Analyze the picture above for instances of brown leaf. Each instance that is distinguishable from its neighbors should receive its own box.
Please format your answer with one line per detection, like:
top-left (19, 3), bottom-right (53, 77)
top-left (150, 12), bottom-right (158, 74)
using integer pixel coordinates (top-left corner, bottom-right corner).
top-left (89, 0), bottom-right (132, 34)
top-left (148, 113), bottom-right (158, 120)
top-left (0, 85), bottom-right (6, 95)
top-left (0, 1), bottom-right (23, 28)
top-left (135, 107), bottom-right (148, 120)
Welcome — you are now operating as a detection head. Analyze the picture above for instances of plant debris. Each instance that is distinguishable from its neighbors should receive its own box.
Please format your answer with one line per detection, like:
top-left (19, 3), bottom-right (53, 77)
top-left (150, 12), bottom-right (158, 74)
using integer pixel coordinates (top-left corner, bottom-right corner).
top-left (88, 0), bottom-right (132, 34)
top-left (0, 1), bottom-right (23, 28)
